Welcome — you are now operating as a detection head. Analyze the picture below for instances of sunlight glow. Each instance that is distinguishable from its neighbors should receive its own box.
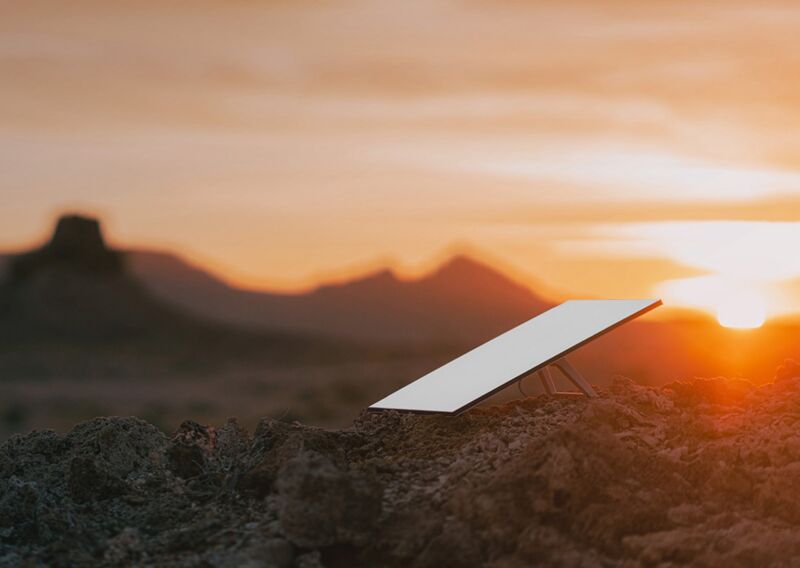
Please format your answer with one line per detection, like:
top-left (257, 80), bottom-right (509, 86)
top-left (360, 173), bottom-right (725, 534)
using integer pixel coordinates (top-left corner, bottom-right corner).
top-left (716, 298), bottom-right (766, 329)
top-left (657, 276), bottom-right (770, 328)
top-left (586, 222), bottom-right (800, 280)
top-left (567, 221), bottom-right (800, 320)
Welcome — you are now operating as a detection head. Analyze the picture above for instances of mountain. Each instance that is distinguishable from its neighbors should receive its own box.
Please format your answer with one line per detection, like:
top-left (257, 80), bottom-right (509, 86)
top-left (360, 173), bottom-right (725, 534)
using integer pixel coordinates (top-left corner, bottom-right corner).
top-left (0, 254), bottom-right (9, 281)
top-left (0, 215), bottom-right (358, 379)
top-left (6, 216), bottom-right (800, 387)
top-left (128, 251), bottom-right (552, 346)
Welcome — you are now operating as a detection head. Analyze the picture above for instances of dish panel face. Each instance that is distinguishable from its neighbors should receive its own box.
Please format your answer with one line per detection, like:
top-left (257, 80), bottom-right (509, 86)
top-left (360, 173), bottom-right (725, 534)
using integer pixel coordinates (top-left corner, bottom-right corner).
top-left (369, 299), bottom-right (661, 414)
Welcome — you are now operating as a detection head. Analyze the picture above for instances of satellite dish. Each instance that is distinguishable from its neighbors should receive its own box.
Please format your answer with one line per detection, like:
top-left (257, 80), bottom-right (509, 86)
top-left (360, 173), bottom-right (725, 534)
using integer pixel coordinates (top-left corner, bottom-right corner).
top-left (370, 299), bottom-right (661, 414)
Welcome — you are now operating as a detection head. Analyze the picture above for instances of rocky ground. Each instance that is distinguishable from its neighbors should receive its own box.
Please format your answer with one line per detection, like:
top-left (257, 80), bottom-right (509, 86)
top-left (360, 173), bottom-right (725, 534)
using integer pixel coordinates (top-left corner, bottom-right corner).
top-left (4, 362), bottom-right (800, 567)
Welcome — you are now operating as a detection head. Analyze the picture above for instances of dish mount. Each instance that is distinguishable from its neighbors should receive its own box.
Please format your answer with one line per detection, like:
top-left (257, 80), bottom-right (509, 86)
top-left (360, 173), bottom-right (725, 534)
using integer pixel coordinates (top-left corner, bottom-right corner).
top-left (536, 357), bottom-right (596, 397)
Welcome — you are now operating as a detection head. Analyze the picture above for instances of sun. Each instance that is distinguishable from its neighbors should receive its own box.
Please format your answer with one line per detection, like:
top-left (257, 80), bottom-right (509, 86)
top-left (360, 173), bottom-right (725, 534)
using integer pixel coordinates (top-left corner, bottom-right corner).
top-left (658, 275), bottom-right (770, 329)
top-left (716, 298), bottom-right (766, 329)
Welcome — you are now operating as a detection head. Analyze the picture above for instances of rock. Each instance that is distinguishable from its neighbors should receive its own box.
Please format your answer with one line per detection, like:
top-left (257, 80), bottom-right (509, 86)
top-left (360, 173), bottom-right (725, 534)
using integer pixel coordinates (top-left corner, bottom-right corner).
top-left (0, 477), bottom-right (46, 542)
top-left (774, 358), bottom-right (800, 382)
top-left (276, 450), bottom-right (382, 547)
top-left (68, 455), bottom-right (128, 502)
top-left (103, 527), bottom-right (143, 564)
top-left (239, 420), bottom-right (347, 497)
top-left (415, 520), bottom-right (483, 568)
top-left (65, 417), bottom-right (166, 501)
top-left (209, 538), bottom-right (294, 568)
top-left (295, 550), bottom-right (324, 568)
top-left (5, 370), bottom-right (800, 565)
top-left (166, 420), bottom-right (215, 479)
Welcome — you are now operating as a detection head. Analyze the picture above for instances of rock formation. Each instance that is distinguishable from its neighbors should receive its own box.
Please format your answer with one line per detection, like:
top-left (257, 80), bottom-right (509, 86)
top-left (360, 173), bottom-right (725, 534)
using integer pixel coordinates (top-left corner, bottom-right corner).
top-left (3, 365), bottom-right (800, 566)
top-left (9, 215), bottom-right (123, 281)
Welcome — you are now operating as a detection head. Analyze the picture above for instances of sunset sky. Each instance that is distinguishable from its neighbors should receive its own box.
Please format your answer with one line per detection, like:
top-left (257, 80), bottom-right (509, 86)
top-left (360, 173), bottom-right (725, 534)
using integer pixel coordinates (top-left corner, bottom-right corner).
top-left (4, 1), bottom-right (800, 323)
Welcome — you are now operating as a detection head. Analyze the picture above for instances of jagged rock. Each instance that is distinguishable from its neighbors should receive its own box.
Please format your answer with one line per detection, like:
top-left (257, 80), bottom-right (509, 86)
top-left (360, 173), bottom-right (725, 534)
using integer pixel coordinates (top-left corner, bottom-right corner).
top-left (208, 538), bottom-right (294, 568)
top-left (239, 420), bottom-right (349, 497)
top-left (276, 450), bottom-right (382, 548)
top-left (4, 369), bottom-right (800, 565)
top-left (166, 420), bottom-right (215, 479)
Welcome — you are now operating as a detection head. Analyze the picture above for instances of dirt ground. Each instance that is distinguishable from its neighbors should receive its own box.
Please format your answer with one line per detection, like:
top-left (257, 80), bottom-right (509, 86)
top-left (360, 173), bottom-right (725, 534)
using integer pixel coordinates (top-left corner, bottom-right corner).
top-left (4, 361), bottom-right (800, 567)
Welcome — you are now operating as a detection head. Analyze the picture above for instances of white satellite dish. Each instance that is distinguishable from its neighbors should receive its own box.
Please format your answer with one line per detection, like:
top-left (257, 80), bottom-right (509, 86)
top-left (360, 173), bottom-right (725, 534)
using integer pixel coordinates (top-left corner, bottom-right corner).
top-left (370, 299), bottom-right (661, 414)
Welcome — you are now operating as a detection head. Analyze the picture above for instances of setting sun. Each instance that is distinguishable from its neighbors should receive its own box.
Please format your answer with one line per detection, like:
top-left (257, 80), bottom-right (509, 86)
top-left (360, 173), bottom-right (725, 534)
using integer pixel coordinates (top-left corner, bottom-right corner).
top-left (658, 275), bottom-right (771, 329)
top-left (716, 298), bottom-right (766, 329)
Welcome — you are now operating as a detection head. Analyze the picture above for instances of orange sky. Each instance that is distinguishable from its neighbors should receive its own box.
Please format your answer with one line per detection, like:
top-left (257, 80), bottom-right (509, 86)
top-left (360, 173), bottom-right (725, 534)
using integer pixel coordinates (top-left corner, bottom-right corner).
top-left (4, 1), bottom-right (800, 322)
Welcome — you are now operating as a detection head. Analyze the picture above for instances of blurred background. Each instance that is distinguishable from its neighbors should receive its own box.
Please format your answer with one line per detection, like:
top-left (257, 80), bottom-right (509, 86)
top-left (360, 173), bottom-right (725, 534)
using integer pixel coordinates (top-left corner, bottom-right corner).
top-left (3, 0), bottom-right (800, 439)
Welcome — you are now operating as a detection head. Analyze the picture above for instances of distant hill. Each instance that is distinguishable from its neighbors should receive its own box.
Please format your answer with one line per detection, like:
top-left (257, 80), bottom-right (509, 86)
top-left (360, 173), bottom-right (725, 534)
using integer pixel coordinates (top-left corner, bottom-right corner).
top-left (128, 252), bottom-right (553, 346)
top-left (7, 215), bottom-right (799, 389)
top-left (0, 215), bottom-right (361, 380)
top-left (0, 254), bottom-right (8, 281)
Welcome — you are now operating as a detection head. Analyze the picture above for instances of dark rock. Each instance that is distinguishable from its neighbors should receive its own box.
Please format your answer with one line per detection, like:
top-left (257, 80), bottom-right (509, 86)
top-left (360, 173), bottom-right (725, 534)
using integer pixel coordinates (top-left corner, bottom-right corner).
top-left (103, 527), bottom-right (143, 564)
top-left (209, 538), bottom-right (294, 568)
top-left (65, 417), bottom-right (166, 483)
top-left (166, 420), bottom-right (214, 479)
top-left (68, 456), bottom-right (127, 502)
top-left (0, 477), bottom-right (43, 542)
top-left (5, 373), bottom-right (800, 565)
top-left (239, 420), bottom-right (348, 497)
top-left (276, 450), bottom-right (382, 548)
top-left (415, 520), bottom-right (483, 568)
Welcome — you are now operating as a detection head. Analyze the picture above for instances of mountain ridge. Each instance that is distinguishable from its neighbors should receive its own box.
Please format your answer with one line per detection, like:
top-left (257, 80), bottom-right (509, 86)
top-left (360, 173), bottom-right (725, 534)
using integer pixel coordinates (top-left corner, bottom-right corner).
top-left (0, 216), bottom-right (360, 379)
top-left (128, 249), bottom-right (553, 345)
top-left (0, 216), bottom-right (555, 346)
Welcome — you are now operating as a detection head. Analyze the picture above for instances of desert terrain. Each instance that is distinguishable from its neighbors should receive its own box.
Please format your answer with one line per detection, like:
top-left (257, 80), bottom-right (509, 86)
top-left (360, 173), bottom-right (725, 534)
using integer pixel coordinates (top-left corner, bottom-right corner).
top-left (4, 370), bottom-right (800, 566)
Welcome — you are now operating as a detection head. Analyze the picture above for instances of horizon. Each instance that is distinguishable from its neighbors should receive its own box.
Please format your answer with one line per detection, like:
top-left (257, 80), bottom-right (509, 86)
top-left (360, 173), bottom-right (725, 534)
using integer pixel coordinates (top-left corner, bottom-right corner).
top-left (0, 211), bottom-right (782, 328)
top-left (6, 1), bottom-right (800, 326)
top-left (2, 196), bottom-right (793, 329)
